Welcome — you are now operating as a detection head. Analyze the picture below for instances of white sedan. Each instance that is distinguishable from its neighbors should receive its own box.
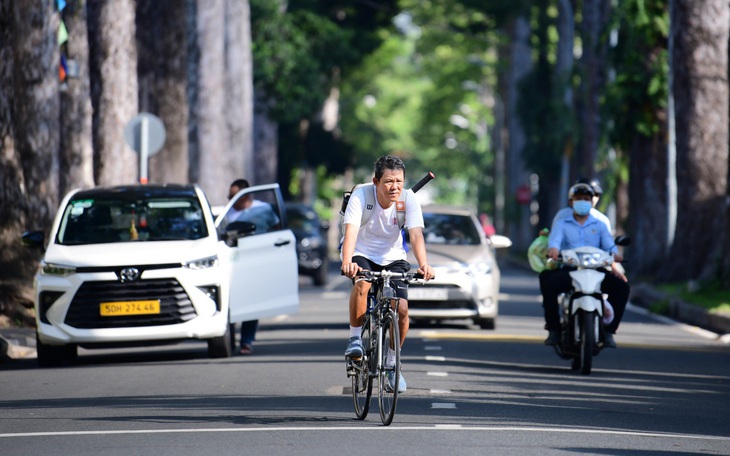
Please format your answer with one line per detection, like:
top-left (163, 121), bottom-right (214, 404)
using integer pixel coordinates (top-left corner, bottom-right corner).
top-left (22, 183), bottom-right (299, 366)
top-left (407, 205), bottom-right (511, 329)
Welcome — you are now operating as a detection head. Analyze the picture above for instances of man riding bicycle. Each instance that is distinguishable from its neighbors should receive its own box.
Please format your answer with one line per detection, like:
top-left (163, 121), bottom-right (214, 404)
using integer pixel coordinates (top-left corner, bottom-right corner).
top-left (340, 155), bottom-right (435, 393)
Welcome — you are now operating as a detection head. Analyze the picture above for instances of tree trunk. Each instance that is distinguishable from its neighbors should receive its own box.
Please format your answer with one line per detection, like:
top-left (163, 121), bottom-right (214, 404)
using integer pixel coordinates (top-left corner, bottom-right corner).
top-left (225, 0), bottom-right (254, 184)
top-left (193, 0), bottom-right (228, 204)
top-left (87, 0), bottom-right (138, 185)
top-left (253, 91), bottom-right (278, 186)
top-left (137, 0), bottom-right (191, 185)
top-left (628, 134), bottom-right (668, 275)
top-left (504, 15), bottom-right (533, 250)
top-left (666, 0), bottom-right (729, 281)
top-left (0, 0), bottom-right (59, 315)
top-left (60, 0), bottom-right (95, 195)
top-left (576, 0), bottom-right (611, 178)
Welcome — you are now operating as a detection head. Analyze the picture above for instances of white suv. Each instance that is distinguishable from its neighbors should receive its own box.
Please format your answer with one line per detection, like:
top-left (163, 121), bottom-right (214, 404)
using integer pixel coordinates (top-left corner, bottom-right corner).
top-left (22, 183), bottom-right (299, 366)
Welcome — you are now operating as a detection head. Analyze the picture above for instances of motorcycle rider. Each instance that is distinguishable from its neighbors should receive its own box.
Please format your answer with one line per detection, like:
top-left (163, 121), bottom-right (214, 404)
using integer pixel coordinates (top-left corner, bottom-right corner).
top-left (540, 183), bottom-right (629, 348)
top-left (552, 177), bottom-right (611, 233)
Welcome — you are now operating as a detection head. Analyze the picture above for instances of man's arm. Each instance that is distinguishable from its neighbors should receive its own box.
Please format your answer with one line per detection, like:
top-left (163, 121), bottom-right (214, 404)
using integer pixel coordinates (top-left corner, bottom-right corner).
top-left (340, 223), bottom-right (361, 278)
top-left (408, 227), bottom-right (434, 280)
top-left (547, 216), bottom-right (566, 260)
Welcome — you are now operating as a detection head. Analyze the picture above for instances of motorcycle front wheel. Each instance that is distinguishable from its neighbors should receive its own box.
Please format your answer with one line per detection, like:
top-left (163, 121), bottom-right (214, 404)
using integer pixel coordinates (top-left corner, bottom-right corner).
top-left (579, 310), bottom-right (597, 375)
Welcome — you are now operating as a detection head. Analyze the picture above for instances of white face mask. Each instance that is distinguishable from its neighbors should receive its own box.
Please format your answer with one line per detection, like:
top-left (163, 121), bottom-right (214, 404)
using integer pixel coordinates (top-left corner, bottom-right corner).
top-left (573, 200), bottom-right (592, 216)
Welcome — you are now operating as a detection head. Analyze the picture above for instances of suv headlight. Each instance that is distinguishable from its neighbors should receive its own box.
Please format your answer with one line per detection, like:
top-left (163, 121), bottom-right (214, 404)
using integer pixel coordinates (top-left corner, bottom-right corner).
top-left (40, 261), bottom-right (76, 276)
top-left (184, 255), bottom-right (219, 270)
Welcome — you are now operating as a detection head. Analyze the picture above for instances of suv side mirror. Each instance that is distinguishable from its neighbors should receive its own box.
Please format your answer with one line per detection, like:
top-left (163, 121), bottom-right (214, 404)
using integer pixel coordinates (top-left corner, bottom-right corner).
top-left (224, 221), bottom-right (256, 246)
top-left (22, 230), bottom-right (45, 249)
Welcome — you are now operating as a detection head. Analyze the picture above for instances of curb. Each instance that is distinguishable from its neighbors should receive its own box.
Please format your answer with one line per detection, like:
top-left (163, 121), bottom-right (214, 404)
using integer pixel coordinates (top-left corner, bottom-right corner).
top-left (630, 283), bottom-right (730, 336)
top-left (0, 328), bottom-right (36, 362)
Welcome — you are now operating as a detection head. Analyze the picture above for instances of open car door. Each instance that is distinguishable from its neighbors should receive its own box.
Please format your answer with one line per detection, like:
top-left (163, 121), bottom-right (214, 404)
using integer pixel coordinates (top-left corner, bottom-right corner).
top-left (215, 184), bottom-right (299, 323)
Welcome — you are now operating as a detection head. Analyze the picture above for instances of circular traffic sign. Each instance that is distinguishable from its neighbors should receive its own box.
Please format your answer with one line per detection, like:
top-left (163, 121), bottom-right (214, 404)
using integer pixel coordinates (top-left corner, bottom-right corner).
top-left (124, 113), bottom-right (166, 156)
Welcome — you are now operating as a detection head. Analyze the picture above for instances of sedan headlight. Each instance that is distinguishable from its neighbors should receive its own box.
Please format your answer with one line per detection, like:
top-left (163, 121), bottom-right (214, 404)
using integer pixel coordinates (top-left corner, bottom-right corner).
top-left (300, 237), bottom-right (322, 249)
top-left (40, 261), bottom-right (76, 276)
top-left (468, 261), bottom-right (492, 276)
top-left (184, 255), bottom-right (219, 270)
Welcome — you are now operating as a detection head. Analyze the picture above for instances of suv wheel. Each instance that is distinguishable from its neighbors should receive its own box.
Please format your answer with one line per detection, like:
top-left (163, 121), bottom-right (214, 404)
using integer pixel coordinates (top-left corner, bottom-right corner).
top-left (36, 332), bottom-right (77, 367)
top-left (207, 321), bottom-right (234, 358)
top-left (475, 318), bottom-right (496, 330)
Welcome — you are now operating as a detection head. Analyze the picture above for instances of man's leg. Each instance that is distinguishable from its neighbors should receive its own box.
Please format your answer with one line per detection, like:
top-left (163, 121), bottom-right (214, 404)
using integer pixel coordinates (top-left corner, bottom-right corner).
top-left (349, 280), bottom-right (370, 328)
top-left (541, 269), bottom-right (572, 344)
top-left (345, 257), bottom-right (372, 357)
top-left (239, 320), bottom-right (258, 354)
top-left (395, 299), bottom-right (409, 347)
top-left (602, 274), bottom-right (630, 334)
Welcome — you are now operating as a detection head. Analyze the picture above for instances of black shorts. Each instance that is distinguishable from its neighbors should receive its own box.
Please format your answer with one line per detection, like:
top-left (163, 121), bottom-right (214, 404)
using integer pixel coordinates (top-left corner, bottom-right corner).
top-left (351, 256), bottom-right (411, 300)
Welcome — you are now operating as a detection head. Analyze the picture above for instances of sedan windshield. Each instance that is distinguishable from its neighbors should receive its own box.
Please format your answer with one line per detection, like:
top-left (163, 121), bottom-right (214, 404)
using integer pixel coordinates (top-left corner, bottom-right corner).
top-left (56, 196), bottom-right (208, 245)
top-left (423, 213), bottom-right (481, 246)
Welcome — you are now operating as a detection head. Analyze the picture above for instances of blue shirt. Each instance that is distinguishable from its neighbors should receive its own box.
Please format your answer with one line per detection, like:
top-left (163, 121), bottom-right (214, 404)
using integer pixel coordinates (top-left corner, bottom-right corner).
top-left (553, 206), bottom-right (612, 233)
top-left (548, 212), bottom-right (616, 254)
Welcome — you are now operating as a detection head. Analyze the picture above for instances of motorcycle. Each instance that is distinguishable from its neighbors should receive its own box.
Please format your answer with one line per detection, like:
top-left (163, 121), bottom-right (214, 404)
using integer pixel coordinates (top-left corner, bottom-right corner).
top-left (549, 236), bottom-right (630, 375)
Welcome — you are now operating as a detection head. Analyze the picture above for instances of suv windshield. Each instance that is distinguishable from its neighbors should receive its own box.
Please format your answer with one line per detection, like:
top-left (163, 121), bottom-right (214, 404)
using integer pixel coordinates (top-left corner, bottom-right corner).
top-left (56, 194), bottom-right (208, 245)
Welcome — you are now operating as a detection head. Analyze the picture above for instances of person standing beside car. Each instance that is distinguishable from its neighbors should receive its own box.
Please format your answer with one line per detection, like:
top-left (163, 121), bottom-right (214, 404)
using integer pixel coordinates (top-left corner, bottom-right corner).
top-left (340, 155), bottom-right (435, 393)
top-left (225, 179), bottom-right (279, 355)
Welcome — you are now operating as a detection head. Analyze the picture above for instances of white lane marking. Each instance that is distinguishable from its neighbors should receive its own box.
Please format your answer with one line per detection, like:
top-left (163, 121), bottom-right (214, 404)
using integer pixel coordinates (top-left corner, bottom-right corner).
top-left (428, 371), bottom-right (448, 377)
top-left (430, 389), bottom-right (451, 395)
top-left (432, 403), bottom-right (457, 409)
top-left (1, 426), bottom-right (729, 441)
top-left (322, 291), bottom-right (349, 300)
top-left (424, 346), bottom-right (442, 351)
top-left (426, 356), bottom-right (445, 362)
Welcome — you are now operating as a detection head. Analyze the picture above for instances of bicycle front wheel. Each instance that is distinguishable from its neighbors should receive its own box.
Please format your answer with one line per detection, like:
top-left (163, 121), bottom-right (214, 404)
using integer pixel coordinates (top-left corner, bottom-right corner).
top-left (378, 308), bottom-right (400, 426)
top-left (352, 322), bottom-right (373, 419)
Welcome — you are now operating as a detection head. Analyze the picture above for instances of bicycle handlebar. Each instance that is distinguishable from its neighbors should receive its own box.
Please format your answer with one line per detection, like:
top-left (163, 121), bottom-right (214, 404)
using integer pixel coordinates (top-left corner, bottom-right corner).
top-left (341, 269), bottom-right (425, 281)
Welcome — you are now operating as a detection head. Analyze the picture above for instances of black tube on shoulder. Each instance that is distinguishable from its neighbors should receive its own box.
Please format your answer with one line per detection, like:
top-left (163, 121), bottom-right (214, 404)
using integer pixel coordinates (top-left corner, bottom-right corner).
top-left (411, 172), bottom-right (435, 193)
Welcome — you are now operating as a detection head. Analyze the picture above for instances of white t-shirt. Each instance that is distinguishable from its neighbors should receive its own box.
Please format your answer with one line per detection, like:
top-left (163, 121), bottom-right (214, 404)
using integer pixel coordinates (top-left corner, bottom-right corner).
top-left (342, 185), bottom-right (424, 265)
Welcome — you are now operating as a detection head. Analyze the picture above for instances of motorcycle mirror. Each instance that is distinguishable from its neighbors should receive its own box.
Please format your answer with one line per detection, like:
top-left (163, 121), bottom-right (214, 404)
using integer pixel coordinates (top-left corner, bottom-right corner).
top-left (614, 235), bottom-right (631, 247)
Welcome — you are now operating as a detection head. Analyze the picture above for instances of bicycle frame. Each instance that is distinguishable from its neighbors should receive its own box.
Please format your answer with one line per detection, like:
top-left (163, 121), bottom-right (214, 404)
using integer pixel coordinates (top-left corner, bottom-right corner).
top-left (346, 269), bottom-right (423, 425)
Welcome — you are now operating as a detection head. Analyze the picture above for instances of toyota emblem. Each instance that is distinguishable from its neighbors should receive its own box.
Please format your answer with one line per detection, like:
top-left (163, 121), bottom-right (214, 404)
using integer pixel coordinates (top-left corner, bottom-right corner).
top-left (119, 267), bottom-right (140, 283)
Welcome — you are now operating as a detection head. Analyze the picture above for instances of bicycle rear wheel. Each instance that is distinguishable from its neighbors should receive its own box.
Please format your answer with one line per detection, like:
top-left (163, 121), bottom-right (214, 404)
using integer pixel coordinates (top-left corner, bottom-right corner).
top-left (352, 322), bottom-right (373, 419)
top-left (378, 308), bottom-right (400, 426)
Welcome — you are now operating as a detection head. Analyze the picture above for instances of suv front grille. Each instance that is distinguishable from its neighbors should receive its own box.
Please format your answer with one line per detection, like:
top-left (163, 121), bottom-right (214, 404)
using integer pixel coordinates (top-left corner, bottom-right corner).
top-left (65, 279), bottom-right (197, 329)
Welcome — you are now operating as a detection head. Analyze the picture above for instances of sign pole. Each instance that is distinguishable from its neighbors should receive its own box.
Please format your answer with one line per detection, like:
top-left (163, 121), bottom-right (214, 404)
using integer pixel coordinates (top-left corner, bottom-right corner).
top-left (124, 112), bottom-right (166, 185)
top-left (140, 116), bottom-right (149, 184)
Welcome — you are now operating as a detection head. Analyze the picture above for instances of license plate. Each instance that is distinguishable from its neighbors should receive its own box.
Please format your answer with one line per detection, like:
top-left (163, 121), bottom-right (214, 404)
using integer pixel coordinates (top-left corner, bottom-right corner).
top-left (408, 287), bottom-right (448, 301)
top-left (100, 300), bottom-right (161, 316)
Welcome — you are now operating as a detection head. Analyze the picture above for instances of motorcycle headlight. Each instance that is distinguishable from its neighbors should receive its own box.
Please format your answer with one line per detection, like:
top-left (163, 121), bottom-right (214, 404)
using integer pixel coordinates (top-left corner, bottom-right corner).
top-left (574, 252), bottom-right (608, 268)
top-left (184, 255), bottom-right (219, 270)
top-left (40, 261), bottom-right (76, 276)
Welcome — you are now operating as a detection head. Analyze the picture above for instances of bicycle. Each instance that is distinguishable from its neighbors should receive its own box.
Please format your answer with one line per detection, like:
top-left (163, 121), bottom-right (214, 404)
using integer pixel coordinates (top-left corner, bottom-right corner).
top-left (345, 269), bottom-right (424, 426)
